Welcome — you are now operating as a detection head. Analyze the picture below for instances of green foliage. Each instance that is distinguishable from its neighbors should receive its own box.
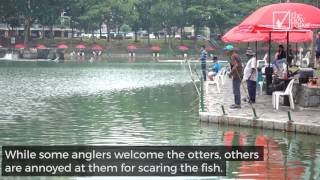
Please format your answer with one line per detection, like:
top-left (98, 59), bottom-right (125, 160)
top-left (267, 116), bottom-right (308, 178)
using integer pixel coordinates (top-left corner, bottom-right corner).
top-left (120, 24), bottom-right (131, 33)
top-left (1, 0), bottom-right (320, 43)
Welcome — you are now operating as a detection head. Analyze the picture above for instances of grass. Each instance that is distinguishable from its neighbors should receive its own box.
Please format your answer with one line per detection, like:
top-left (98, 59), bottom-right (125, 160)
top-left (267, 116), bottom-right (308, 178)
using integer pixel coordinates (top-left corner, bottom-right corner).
top-left (29, 38), bottom-right (206, 48)
top-left (316, 69), bottom-right (320, 77)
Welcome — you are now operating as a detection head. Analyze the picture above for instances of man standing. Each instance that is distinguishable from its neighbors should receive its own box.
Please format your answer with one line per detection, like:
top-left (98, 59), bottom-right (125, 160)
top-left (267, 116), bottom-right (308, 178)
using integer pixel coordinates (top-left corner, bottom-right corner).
top-left (224, 45), bottom-right (243, 109)
top-left (200, 45), bottom-right (208, 81)
top-left (243, 48), bottom-right (257, 103)
top-left (316, 32), bottom-right (320, 68)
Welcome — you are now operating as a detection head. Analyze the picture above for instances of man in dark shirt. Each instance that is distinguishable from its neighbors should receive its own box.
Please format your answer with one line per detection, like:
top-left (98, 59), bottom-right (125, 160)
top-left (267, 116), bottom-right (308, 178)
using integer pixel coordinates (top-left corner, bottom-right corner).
top-left (200, 45), bottom-right (208, 81)
top-left (224, 45), bottom-right (243, 109)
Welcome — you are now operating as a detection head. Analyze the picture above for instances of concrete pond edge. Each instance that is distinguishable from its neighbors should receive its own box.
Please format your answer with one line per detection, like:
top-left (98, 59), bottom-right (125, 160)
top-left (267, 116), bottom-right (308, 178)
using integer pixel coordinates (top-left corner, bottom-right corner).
top-left (199, 112), bottom-right (320, 135)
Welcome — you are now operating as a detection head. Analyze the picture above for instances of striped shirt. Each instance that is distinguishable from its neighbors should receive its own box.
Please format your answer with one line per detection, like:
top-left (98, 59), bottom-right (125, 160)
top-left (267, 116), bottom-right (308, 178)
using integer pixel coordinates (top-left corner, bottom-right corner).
top-left (200, 50), bottom-right (207, 64)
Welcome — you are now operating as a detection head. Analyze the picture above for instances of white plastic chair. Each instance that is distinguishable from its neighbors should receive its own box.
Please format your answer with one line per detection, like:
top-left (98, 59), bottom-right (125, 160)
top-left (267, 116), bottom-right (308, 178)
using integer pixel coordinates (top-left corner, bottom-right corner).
top-left (257, 53), bottom-right (268, 67)
top-left (207, 74), bottom-right (220, 93)
top-left (296, 48), bottom-right (303, 66)
top-left (301, 51), bottom-right (311, 67)
top-left (258, 81), bottom-right (263, 95)
top-left (217, 68), bottom-right (226, 85)
top-left (272, 79), bottom-right (295, 110)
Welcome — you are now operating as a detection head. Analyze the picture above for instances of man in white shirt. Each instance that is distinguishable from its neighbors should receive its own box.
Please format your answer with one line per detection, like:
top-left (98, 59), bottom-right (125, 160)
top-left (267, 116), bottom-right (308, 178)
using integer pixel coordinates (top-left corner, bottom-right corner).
top-left (243, 48), bottom-right (257, 103)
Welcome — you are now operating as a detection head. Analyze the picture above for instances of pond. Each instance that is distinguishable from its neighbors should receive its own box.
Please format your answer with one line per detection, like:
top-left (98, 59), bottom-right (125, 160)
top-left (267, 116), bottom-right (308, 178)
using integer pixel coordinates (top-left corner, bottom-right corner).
top-left (0, 61), bottom-right (319, 180)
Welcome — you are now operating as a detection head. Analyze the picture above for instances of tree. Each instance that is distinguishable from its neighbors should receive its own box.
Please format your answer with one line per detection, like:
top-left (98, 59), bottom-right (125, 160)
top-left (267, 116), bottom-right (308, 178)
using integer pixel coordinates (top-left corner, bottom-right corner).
top-left (185, 0), bottom-right (211, 47)
top-left (38, 0), bottom-right (66, 39)
top-left (76, 0), bottom-right (136, 42)
top-left (0, 0), bottom-right (21, 37)
top-left (150, 0), bottom-right (183, 47)
top-left (177, 0), bottom-right (190, 44)
top-left (126, 0), bottom-right (142, 42)
top-left (18, 0), bottom-right (48, 44)
top-left (64, 0), bottom-right (85, 38)
top-left (136, 0), bottom-right (153, 45)
top-left (120, 24), bottom-right (131, 38)
top-left (4, 0), bottom-right (316, 45)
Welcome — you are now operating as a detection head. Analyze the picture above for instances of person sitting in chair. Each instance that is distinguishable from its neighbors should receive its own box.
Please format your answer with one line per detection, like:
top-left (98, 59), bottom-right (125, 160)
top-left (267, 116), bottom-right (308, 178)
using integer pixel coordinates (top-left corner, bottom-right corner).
top-left (273, 45), bottom-right (286, 76)
top-left (208, 56), bottom-right (221, 81)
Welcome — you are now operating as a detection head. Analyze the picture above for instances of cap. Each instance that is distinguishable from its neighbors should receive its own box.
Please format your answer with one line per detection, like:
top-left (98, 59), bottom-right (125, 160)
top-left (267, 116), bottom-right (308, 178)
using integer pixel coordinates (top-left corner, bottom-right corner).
top-left (224, 45), bottom-right (234, 51)
top-left (246, 48), bottom-right (255, 56)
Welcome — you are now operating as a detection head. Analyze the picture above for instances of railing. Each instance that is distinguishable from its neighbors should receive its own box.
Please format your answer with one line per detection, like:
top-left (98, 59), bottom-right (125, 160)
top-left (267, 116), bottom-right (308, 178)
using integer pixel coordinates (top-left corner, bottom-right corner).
top-left (184, 59), bottom-right (206, 112)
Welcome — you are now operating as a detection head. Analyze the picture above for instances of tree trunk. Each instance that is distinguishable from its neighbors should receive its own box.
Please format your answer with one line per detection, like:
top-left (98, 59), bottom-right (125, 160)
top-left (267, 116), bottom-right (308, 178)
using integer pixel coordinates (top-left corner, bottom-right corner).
top-left (23, 0), bottom-right (31, 44)
top-left (209, 26), bottom-right (214, 41)
top-left (193, 26), bottom-right (197, 49)
top-left (80, 29), bottom-right (83, 41)
top-left (42, 26), bottom-right (45, 40)
top-left (99, 22), bottom-right (102, 38)
top-left (169, 28), bottom-right (173, 49)
top-left (134, 30), bottom-right (138, 42)
top-left (50, 25), bottom-right (54, 39)
top-left (147, 28), bottom-right (150, 45)
top-left (164, 30), bottom-right (167, 44)
top-left (117, 25), bottom-right (121, 43)
top-left (71, 20), bottom-right (74, 38)
top-left (107, 21), bottom-right (110, 42)
top-left (23, 18), bottom-right (31, 44)
top-left (180, 26), bottom-right (183, 45)
top-left (8, 25), bottom-right (13, 38)
top-left (91, 30), bottom-right (94, 40)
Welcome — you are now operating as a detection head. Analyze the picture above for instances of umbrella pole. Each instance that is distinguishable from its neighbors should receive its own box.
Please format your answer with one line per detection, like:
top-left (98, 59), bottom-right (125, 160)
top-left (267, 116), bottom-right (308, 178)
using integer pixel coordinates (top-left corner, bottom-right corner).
top-left (295, 43), bottom-right (298, 66)
top-left (286, 31), bottom-right (289, 77)
top-left (255, 41), bottom-right (258, 60)
top-left (268, 32), bottom-right (271, 67)
top-left (266, 32), bottom-right (273, 95)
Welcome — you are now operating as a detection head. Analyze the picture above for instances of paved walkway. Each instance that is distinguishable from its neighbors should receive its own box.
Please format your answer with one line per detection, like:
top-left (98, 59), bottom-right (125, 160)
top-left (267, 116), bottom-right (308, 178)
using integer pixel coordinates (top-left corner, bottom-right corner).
top-left (200, 78), bottom-right (320, 135)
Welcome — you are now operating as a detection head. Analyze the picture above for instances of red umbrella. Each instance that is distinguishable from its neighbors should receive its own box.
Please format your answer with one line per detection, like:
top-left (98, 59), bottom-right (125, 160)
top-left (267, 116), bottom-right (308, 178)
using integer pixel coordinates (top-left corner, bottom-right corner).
top-left (238, 3), bottom-right (320, 32)
top-left (151, 45), bottom-right (161, 52)
top-left (236, 3), bottom-right (320, 78)
top-left (205, 47), bottom-right (215, 52)
top-left (15, 44), bottom-right (27, 49)
top-left (36, 44), bottom-right (46, 49)
top-left (75, 44), bottom-right (86, 49)
top-left (57, 44), bottom-right (68, 49)
top-left (178, 45), bottom-right (189, 51)
top-left (92, 44), bottom-right (103, 51)
top-left (222, 26), bottom-right (268, 43)
top-left (272, 31), bottom-right (313, 43)
top-left (127, 44), bottom-right (137, 51)
top-left (222, 26), bottom-right (313, 43)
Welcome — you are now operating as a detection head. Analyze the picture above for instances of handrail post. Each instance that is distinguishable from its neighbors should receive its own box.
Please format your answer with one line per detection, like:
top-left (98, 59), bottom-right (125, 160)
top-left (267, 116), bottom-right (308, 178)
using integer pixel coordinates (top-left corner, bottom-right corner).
top-left (288, 111), bottom-right (293, 122)
top-left (200, 77), bottom-right (205, 112)
top-left (221, 105), bottom-right (227, 115)
top-left (252, 107), bottom-right (258, 119)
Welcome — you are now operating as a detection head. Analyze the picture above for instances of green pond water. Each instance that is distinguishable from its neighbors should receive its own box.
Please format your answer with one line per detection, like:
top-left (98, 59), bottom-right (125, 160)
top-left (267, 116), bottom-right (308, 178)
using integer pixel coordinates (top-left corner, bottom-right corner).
top-left (0, 61), bottom-right (319, 180)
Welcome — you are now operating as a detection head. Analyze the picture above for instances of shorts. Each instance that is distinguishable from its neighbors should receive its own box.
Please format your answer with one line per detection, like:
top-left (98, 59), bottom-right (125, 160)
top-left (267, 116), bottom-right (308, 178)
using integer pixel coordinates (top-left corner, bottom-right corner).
top-left (316, 51), bottom-right (320, 59)
top-left (208, 71), bottom-right (214, 77)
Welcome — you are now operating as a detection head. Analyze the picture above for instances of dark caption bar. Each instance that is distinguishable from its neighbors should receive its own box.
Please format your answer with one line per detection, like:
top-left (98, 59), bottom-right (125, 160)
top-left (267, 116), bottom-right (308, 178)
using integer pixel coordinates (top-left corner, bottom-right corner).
top-left (1, 146), bottom-right (263, 176)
